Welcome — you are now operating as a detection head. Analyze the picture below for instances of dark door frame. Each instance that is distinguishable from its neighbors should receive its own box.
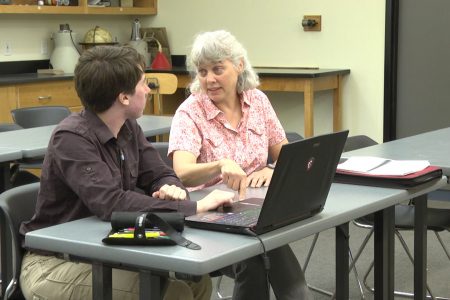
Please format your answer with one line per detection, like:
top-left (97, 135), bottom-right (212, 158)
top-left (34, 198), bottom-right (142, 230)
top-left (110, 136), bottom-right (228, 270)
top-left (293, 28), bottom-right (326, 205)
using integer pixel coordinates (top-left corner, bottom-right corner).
top-left (383, 0), bottom-right (399, 142)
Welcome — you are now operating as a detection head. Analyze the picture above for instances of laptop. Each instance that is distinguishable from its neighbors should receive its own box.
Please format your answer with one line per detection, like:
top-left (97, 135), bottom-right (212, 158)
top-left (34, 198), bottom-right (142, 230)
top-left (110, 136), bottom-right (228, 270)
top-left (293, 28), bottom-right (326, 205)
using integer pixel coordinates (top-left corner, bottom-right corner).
top-left (185, 130), bottom-right (349, 235)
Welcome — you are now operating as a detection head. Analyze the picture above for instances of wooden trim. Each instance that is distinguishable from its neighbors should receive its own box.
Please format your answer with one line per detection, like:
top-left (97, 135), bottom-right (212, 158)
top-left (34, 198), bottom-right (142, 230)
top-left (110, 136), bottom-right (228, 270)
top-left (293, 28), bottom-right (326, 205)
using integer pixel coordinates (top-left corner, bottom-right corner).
top-left (304, 80), bottom-right (314, 137)
top-left (333, 75), bottom-right (343, 132)
top-left (172, 72), bottom-right (343, 138)
top-left (0, 86), bottom-right (17, 123)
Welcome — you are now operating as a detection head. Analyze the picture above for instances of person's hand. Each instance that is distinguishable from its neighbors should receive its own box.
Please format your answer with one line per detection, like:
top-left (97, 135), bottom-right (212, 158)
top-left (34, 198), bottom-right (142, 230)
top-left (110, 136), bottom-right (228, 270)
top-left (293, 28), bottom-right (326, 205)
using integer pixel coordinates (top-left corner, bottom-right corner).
top-left (196, 189), bottom-right (235, 213)
top-left (152, 184), bottom-right (187, 201)
top-left (247, 167), bottom-right (274, 188)
top-left (219, 159), bottom-right (247, 200)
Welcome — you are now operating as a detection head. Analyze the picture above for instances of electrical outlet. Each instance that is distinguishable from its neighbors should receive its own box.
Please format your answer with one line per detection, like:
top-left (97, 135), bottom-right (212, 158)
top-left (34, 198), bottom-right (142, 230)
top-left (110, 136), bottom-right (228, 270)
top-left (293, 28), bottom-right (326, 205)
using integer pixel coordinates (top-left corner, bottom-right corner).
top-left (41, 39), bottom-right (48, 55)
top-left (302, 15), bottom-right (322, 32)
top-left (3, 41), bottom-right (12, 56)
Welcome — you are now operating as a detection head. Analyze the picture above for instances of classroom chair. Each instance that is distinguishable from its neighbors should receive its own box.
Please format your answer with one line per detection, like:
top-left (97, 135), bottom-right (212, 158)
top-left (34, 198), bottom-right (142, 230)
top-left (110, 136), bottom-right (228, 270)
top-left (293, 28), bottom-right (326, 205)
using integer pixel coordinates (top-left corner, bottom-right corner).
top-left (145, 73), bottom-right (178, 116)
top-left (145, 73), bottom-right (178, 142)
top-left (353, 198), bottom-right (450, 299)
top-left (0, 123), bottom-right (23, 132)
top-left (0, 123), bottom-right (40, 188)
top-left (152, 142), bottom-right (172, 167)
top-left (0, 182), bottom-right (40, 300)
top-left (10, 106), bottom-right (71, 175)
top-left (11, 106), bottom-right (71, 129)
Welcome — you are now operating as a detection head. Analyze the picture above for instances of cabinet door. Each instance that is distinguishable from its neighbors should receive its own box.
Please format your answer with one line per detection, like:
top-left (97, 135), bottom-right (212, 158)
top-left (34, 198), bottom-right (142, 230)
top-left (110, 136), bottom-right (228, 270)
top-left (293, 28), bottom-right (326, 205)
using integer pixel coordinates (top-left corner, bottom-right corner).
top-left (0, 86), bottom-right (17, 123)
top-left (17, 80), bottom-right (82, 111)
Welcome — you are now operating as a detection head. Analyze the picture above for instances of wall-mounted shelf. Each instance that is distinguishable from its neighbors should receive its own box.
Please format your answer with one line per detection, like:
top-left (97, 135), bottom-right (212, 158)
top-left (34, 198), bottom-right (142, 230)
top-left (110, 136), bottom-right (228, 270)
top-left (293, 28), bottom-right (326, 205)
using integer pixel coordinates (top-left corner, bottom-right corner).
top-left (0, 0), bottom-right (156, 15)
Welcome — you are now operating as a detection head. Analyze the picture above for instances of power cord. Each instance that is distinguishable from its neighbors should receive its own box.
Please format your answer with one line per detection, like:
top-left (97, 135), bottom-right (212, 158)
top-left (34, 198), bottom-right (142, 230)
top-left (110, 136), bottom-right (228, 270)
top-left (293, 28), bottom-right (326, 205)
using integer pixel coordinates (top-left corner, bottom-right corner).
top-left (244, 229), bottom-right (271, 298)
top-left (69, 30), bottom-right (81, 55)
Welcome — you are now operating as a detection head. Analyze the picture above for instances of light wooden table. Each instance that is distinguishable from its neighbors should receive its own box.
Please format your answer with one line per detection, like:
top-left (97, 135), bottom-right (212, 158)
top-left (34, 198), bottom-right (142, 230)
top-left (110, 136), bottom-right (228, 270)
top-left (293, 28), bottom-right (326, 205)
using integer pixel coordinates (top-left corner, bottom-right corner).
top-left (147, 67), bottom-right (350, 138)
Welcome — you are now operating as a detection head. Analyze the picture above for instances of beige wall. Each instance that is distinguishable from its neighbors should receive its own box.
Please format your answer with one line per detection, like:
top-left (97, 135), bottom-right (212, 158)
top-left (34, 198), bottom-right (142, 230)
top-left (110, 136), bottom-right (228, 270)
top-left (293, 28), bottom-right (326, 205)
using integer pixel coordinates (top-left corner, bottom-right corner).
top-left (0, 14), bottom-right (132, 61)
top-left (0, 0), bottom-right (386, 141)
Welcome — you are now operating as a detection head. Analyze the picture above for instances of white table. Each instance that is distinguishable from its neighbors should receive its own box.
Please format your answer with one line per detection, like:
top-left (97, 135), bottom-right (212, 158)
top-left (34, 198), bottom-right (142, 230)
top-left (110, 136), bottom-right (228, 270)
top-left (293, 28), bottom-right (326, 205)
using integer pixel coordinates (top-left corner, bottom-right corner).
top-left (0, 115), bottom-right (172, 192)
top-left (344, 127), bottom-right (450, 300)
top-left (25, 178), bottom-right (446, 300)
top-left (0, 115), bottom-right (172, 160)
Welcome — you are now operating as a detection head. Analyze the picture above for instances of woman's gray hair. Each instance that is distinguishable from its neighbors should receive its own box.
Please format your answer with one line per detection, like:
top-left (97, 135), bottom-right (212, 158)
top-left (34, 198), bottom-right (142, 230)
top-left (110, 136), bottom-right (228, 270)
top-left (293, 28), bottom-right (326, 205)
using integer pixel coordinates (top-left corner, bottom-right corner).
top-left (187, 30), bottom-right (259, 94)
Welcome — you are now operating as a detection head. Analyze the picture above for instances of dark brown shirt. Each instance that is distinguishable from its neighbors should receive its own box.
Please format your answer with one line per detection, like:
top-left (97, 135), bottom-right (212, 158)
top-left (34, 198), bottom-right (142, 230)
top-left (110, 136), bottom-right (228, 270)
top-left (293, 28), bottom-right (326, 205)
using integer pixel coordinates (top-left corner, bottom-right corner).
top-left (20, 110), bottom-right (196, 237)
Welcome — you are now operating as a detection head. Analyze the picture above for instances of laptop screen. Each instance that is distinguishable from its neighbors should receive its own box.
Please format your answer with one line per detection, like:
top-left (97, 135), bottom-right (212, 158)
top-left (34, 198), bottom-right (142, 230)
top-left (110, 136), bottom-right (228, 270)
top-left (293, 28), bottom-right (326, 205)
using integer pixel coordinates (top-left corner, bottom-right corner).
top-left (255, 130), bottom-right (348, 233)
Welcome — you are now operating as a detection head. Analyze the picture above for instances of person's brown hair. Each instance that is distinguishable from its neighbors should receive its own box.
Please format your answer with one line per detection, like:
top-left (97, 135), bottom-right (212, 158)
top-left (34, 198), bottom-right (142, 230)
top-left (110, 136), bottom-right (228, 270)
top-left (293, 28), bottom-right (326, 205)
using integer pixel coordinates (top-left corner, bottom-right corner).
top-left (74, 45), bottom-right (145, 113)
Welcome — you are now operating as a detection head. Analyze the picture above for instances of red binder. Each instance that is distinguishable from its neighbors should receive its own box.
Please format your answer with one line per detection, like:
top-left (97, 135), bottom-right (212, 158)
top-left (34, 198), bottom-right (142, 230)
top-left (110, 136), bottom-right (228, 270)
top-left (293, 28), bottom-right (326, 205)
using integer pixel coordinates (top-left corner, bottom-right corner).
top-left (333, 165), bottom-right (443, 188)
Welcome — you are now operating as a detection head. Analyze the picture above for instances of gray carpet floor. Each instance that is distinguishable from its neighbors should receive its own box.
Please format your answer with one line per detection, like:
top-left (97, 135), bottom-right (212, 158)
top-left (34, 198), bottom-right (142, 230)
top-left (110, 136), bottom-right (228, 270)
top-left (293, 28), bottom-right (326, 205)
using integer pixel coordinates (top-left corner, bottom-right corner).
top-left (211, 205), bottom-right (450, 300)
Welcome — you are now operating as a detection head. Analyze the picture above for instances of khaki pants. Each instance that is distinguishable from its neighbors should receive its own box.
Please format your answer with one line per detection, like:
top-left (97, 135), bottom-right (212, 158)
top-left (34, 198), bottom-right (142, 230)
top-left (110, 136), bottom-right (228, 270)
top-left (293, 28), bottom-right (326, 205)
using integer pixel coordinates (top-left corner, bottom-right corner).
top-left (20, 252), bottom-right (211, 300)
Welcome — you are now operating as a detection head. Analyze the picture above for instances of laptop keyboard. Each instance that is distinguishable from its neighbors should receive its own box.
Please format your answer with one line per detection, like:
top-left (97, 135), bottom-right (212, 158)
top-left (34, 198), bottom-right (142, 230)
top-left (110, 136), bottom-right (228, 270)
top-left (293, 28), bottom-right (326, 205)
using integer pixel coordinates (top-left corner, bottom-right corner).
top-left (218, 209), bottom-right (260, 226)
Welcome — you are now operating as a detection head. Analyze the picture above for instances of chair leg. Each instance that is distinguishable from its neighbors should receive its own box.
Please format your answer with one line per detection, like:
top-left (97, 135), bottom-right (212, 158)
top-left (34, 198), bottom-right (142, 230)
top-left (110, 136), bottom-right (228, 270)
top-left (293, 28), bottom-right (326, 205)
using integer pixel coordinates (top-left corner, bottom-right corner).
top-left (349, 228), bottom-right (374, 271)
top-left (5, 278), bottom-right (19, 300)
top-left (303, 232), bottom-right (319, 272)
top-left (304, 233), bottom-right (334, 297)
top-left (362, 260), bottom-right (374, 294)
top-left (395, 231), bottom-right (437, 300)
top-left (361, 230), bottom-right (449, 300)
top-left (349, 249), bottom-right (367, 300)
top-left (434, 231), bottom-right (450, 260)
top-left (304, 232), bottom-right (367, 299)
top-left (216, 275), bottom-right (232, 300)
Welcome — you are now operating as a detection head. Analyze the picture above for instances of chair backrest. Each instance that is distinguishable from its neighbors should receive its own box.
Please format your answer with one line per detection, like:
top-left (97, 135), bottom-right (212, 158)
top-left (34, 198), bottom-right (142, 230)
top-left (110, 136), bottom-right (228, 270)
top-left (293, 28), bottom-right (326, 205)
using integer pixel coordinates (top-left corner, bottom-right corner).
top-left (145, 73), bottom-right (178, 115)
top-left (286, 132), bottom-right (303, 143)
top-left (146, 73), bottom-right (178, 95)
top-left (11, 106), bottom-right (71, 129)
top-left (0, 123), bottom-right (23, 132)
top-left (266, 132), bottom-right (303, 165)
top-left (343, 135), bottom-right (378, 152)
top-left (152, 142), bottom-right (172, 168)
top-left (0, 182), bottom-right (40, 299)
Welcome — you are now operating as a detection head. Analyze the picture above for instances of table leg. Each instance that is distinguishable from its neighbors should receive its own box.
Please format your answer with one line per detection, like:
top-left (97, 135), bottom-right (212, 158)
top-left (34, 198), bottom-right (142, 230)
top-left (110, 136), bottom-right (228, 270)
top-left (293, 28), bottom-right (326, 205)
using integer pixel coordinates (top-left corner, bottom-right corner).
top-left (333, 75), bottom-right (343, 132)
top-left (1, 162), bottom-right (11, 193)
top-left (153, 94), bottom-right (162, 116)
top-left (304, 79), bottom-right (314, 138)
top-left (335, 222), bottom-right (349, 300)
top-left (92, 262), bottom-right (112, 300)
top-left (139, 270), bottom-right (163, 300)
top-left (413, 194), bottom-right (427, 300)
top-left (373, 206), bottom-right (395, 300)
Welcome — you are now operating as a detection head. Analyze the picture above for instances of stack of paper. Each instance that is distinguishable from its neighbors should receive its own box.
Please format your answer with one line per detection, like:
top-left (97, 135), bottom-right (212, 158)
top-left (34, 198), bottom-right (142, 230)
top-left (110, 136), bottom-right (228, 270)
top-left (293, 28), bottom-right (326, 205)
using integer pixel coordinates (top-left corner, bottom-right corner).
top-left (338, 156), bottom-right (430, 176)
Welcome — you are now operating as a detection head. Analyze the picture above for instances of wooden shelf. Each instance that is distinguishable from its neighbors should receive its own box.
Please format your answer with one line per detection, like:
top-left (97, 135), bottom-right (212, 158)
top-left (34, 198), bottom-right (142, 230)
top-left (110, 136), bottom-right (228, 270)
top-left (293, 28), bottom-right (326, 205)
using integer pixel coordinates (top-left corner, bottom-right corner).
top-left (0, 0), bottom-right (156, 15)
top-left (85, 5), bottom-right (156, 15)
top-left (0, 5), bottom-right (83, 14)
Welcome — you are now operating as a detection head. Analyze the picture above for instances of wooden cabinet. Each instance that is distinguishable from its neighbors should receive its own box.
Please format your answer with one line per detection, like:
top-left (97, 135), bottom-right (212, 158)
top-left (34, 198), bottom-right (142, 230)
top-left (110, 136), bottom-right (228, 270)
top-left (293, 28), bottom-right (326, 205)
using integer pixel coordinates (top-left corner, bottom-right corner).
top-left (0, 86), bottom-right (17, 123)
top-left (16, 80), bottom-right (81, 111)
top-left (0, 0), bottom-right (156, 15)
top-left (0, 79), bottom-right (82, 124)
